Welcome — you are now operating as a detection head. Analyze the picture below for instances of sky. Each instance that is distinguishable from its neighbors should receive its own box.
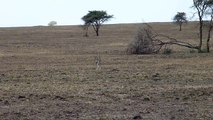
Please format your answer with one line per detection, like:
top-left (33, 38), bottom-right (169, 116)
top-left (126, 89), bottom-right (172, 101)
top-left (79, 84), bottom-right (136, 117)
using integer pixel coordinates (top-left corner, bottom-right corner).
top-left (0, 0), bottom-right (193, 27)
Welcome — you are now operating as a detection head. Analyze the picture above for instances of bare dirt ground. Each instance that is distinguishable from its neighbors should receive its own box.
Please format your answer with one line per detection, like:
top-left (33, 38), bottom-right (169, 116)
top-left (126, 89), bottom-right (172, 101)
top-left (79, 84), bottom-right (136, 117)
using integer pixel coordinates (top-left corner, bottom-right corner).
top-left (0, 23), bottom-right (212, 120)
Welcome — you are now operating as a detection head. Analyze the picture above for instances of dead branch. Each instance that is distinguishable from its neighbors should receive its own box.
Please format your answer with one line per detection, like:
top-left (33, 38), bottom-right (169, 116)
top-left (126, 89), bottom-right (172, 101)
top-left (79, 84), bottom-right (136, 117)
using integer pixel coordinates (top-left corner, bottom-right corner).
top-left (157, 34), bottom-right (199, 49)
top-left (127, 24), bottom-right (199, 54)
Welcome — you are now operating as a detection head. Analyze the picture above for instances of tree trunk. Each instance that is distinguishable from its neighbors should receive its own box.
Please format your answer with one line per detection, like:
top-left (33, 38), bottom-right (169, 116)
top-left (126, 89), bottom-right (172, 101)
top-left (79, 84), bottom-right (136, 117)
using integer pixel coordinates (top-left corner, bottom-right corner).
top-left (96, 25), bottom-right (100, 36)
top-left (84, 26), bottom-right (89, 37)
top-left (206, 13), bottom-right (213, 53)
top-left (198, 19), bottom-right (203, 53)
top-left (179, 23), bottom-right (182, 31)
top-left (92, 24), bottom-right (100, 36)
top-left (206, 27), bottom-right (211, 53)
top-left (95, 29), bottom-right (99, 36)
top-left (207, 40), bottom-right (210, 52)
top-left (207, 24), bottom-right (212, 53)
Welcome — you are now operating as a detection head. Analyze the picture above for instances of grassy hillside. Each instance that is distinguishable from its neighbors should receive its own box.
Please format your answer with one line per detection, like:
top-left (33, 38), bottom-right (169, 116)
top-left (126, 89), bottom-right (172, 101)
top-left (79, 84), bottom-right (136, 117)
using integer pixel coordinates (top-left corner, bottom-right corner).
top-left (0, 22), bottom-right (212, 119)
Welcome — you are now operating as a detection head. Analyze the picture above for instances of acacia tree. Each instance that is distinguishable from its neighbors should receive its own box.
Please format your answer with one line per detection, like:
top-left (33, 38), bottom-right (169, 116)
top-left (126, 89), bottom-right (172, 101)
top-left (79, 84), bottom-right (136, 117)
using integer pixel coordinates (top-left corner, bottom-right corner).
top-left (193, 0), bottom-right (209, 52)
top-left (82, 10), bottom-right (113, 36)
top-left (193, 0), bottom-right (213, 52)
top-left (173, 12), bottom-right (187, 31)
top-left (205, 0), bottom-right (213, 52)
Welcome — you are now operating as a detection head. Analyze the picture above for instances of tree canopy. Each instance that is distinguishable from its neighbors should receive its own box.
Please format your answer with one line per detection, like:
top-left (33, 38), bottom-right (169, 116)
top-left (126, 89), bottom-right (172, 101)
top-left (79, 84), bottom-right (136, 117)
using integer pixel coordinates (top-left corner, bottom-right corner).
top-left (173, 12), bottom-right (187, 31)
top-left (82, 10), bottom-right (113, 36)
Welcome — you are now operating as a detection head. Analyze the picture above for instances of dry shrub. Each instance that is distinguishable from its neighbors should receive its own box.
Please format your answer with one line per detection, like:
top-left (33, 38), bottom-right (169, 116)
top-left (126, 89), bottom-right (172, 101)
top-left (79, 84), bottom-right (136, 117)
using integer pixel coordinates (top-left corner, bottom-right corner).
top-left (127, 25), bottom-right (162, 54)
top-left (127, 24), bottom-right (198, 54)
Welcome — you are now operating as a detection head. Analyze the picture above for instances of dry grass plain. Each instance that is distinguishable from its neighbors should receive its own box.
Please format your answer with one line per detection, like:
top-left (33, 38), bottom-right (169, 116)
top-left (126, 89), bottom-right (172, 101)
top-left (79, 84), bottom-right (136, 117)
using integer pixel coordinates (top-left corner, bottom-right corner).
top-left (0, 22), bottom-right (213, 120)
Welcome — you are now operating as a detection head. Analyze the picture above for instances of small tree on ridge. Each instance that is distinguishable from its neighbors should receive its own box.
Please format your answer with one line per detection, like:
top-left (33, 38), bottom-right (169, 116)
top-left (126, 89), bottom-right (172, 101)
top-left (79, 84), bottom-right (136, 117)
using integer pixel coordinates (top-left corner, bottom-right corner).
top-left (173, 12), bottom-right (187, 31)
top-left (48, 21), bottom-right (57, 26)
top-left (82, 10), bottom-right (113, 36)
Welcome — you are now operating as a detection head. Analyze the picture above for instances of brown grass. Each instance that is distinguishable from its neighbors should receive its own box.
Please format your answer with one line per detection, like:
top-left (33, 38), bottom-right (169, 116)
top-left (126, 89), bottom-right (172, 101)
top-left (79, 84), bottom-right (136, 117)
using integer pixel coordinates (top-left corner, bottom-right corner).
top-left (0, 22), bottom-right (212, 120)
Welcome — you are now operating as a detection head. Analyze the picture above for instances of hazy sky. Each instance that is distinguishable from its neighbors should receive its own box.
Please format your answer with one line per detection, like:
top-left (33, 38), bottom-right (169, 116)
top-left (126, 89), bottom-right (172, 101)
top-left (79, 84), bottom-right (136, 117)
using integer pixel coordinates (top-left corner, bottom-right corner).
top-left (0, 0), bottom-right (193, 27)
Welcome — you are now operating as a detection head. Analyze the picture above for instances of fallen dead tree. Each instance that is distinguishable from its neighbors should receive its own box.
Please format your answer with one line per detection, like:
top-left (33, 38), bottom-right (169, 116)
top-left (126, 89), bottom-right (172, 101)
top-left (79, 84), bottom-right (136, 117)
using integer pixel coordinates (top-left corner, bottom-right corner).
top-left (127, 24), bottom-right (199, 54)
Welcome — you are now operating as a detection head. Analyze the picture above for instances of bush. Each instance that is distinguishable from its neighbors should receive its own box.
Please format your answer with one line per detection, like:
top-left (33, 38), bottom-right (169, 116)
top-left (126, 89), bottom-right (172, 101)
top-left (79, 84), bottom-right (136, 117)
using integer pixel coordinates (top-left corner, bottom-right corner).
top-left (127, 25), bottom-right (162, 54)
top-left (189, 49), bottom-right (196, 53)
top-left (198, 48), bottom-right (209, 53)
top-left (163, 47), bottom-right (172, 55)
top-left (48, 21), bottom-right (57, 26)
